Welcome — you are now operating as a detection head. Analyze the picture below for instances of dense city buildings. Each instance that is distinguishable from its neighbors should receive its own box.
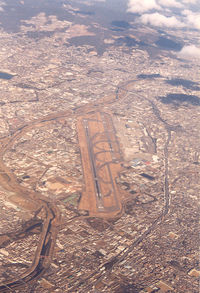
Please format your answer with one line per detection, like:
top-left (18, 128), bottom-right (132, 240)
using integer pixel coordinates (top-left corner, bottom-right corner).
top-left (0, 0), bottom-right (199, 292)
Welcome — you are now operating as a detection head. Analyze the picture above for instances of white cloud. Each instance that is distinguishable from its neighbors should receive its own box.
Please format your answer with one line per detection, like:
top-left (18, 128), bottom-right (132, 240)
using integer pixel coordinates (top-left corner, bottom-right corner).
top-left (178, 45), bottom-right (200, 58)
top-left (0, 0), bottom-right (5, 11)
top-left (158, 0), bottom-right (183, 8)
top-left (183, 10), bottom-right (200, 29)
top-left (182, 0), bottom-right (197, 3)
top-left (182, 9), bottom-right (191, 15)
top-left (140, 12), bottom-right (184, 28)
top-left (127, 0), bottom-right (161, 13)
top-left (127, 0), bottom-right (200, 30)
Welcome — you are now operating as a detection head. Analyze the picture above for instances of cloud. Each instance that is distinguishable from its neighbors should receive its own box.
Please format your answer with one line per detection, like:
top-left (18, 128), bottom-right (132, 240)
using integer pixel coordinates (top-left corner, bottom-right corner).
top-left (127, 0), bottom-right (161, 13)
top-left (182, 10), bottom-right (200, 29)
top-left (178, 45), bottom-right (200, 58)
top-left (158, 0), bottom-right (183, 8)
top-left (0, 0), bottom-right (5, 11)
top-left (127, 0), bottom-right (198, 13)
top-left (127, 0), bottom-right (200, 30)
top-left (182, 0), bottom-right (197, 3)
top-left (140, 12), bottom-right (184, 28)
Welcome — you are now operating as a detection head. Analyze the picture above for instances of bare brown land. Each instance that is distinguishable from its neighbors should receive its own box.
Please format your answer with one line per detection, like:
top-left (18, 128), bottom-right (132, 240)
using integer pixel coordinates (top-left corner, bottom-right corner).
top-left (0, 73), bottom-right (199, 292)
top-left (0, 91), bottom-right (122, 290)
top-left (0, 117), bottom-right (62, 292)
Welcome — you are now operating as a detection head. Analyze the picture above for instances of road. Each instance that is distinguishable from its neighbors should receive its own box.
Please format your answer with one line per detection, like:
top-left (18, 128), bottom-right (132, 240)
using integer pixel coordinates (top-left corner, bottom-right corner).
top-left (67, 83), bottom-right (176, 293)
top-left (0, 160), bottom-right (60, 292)
top-left (0, 79), bottom-right (175, 291)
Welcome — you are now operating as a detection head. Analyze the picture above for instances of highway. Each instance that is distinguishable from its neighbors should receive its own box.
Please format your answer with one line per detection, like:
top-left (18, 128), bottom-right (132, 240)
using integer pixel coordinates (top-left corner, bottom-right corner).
top-left (67, 83), bottom-right (176, 293)
top-left (0, 78), bottom-right (175, 291)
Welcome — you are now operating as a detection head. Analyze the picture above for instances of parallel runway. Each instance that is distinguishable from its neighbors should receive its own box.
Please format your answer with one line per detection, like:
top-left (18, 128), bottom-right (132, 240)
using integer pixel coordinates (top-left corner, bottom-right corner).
top-left (77, 111), bottom-right (124, 218)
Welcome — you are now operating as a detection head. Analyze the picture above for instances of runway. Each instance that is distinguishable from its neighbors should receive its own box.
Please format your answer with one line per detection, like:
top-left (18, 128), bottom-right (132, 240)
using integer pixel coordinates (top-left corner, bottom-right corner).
top-left (77, 111), bottom-right (124, 218)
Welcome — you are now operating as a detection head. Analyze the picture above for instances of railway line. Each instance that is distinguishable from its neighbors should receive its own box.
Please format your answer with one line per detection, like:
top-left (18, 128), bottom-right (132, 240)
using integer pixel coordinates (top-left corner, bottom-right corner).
top-left (0, 160), bottom-right (60, 292)
top-left (67, 85), bottom-right (175, 293)
top-left (0, 96), bottom-right (119, 291)
top-left (0, 79), bottom-right (174, 291)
